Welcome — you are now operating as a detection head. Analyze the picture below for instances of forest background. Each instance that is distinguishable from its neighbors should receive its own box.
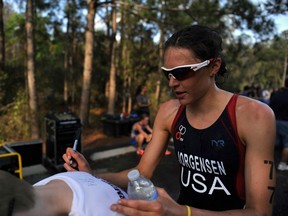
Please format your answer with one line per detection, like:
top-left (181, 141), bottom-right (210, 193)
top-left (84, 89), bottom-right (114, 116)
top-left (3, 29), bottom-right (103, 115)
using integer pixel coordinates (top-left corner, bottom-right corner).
top-left (0, 0), bottom-right (287, 144)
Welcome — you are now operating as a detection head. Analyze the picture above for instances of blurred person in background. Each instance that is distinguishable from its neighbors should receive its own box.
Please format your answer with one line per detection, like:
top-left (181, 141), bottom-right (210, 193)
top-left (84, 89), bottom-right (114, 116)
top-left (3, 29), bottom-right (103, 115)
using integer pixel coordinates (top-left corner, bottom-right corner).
top-left (130, 113), bottom-right (171, 155)
top-left (270, 77), bottom-right (288, 171)
top-left (130, 113), bottom-right (153, 155)
top-left (134, 84), bottom-right (151, 117)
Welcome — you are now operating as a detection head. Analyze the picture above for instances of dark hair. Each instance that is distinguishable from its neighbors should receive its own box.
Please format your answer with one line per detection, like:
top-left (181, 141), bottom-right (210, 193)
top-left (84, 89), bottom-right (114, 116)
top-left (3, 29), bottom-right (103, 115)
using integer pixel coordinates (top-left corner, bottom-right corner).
top-left (285, 78), bottom-right (288, 88)
top-left (135, 84), bottom-right (145, 97)
top-left (164, 25), bottom-right (227, 77)
top-left (140, 113), bottom-right (149, 120)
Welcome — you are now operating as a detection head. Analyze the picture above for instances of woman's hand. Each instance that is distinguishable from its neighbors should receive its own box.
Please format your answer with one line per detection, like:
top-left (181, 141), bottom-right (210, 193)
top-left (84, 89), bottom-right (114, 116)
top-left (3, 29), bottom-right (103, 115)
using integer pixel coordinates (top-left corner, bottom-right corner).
top-left (111, 187), bottom-right (187, 216)
top-left (145, 134), bottom-right (152, 142)
top-left (62, 147), bottom-right (92, 173)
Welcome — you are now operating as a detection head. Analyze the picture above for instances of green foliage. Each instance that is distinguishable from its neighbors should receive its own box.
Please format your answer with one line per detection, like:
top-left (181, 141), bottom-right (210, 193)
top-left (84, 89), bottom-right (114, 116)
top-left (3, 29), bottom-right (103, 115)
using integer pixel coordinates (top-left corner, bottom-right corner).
top-left (5, 13), bottom-right (26, 66)
top-left (1, 64), bottom-right (26, 105)
top-left (223, 0), bottom-right (275, 40)
top-left (0, 90), bottom-right (30, 143)
top-left (0, 70), bottom-right (8, 102)
top-left (264, 0), bottom-right (288, 14)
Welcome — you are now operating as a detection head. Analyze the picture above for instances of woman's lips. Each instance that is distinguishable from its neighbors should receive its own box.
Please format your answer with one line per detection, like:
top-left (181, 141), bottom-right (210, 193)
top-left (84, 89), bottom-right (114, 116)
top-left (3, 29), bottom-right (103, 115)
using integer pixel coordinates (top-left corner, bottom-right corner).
top-left (175, 91), bottom-right (186, 99)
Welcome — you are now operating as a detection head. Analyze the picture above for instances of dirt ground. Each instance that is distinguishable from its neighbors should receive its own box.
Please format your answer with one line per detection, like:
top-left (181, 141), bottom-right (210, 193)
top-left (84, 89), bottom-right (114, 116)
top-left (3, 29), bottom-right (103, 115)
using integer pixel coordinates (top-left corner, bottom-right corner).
top-left (82, 127), bottom-right (107, 146)
top-left (81, 108), bottom-right (113, 147)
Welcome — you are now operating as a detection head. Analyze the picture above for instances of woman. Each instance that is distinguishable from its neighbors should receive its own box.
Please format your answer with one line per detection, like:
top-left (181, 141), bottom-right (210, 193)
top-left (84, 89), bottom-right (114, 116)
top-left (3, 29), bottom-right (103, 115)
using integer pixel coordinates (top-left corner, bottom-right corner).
top-left (135, 84), bottom-right (151, 117)
top-left (130, 113), bottom-right (153, 155)
top-left (63, 25), bottom-right (276, 215)
top-left (130, 113), bottom-right (171, 155)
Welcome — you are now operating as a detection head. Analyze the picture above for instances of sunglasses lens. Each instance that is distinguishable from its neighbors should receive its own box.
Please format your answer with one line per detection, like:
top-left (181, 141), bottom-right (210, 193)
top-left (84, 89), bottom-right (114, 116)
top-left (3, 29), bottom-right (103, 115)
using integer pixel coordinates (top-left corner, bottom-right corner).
top-left (162, 70), bottom-right (170, 80)
top-left (162, 67), bottom-right (191, 80)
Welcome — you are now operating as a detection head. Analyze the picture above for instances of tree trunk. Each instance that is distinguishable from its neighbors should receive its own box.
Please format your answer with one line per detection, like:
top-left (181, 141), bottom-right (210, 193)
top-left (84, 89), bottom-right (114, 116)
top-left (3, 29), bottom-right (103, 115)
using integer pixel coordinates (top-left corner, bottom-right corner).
top-left (155, 26), bottom-right (164, 107)
top-left (0, 0), bottom-right (5, 70)
top-left (107, 1), bottom-right (117, 115)
top-left (26, 0), bottom-right (39, 139)
top-left (64, 0), bottom-right (77, 106)
top-left (63, 0), bottom-right (70, 104)
top-left (79, 0), bottom-right (96, 125)
top-left (127, 76), bottom-right (132, 113)
top-left (122, 77), bottom-right (127, 113)
top-left (155, 3), bottom-right (165, 108)
top-left (283, 54), bottom-right (287, 87)
top-left (120, 0), bottom-right (127, 114)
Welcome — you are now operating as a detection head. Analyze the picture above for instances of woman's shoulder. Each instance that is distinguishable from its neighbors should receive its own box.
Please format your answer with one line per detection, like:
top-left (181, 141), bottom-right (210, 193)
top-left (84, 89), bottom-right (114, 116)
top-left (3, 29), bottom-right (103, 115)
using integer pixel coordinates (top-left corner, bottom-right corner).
top-left (237, 95), bottom-right (271, 110)
top-left (157, 99), bottom-right (181, 123)
top-left (158, 99), bottom-right (181, 113)
top-left (236, 95), bottom-right (275, 121)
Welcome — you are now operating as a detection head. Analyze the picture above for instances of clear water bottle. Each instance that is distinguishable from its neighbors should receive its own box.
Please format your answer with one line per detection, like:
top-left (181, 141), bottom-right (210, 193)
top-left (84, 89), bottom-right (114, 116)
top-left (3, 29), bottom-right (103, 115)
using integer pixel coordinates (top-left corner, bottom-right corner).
top-left (127, 169), bottom-right (158, 201)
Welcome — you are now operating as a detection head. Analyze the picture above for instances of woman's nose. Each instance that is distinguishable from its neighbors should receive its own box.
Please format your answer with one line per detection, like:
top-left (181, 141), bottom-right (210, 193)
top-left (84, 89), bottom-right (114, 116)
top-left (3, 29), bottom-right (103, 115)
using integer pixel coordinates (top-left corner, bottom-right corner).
top-left (168, 76), bottom-right (179, 87)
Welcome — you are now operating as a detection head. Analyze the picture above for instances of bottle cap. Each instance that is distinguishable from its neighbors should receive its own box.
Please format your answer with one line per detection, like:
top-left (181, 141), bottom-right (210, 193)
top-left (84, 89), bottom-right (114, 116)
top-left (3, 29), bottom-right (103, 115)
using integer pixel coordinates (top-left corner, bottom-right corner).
top-left (128, 169), bottom-right (140, 181)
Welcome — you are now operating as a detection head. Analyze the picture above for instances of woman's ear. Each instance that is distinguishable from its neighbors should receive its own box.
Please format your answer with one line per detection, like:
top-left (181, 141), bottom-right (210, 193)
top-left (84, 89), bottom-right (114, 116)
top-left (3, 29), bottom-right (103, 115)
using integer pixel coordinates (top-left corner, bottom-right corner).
top-left (209, 58), bottom-right (221, 77)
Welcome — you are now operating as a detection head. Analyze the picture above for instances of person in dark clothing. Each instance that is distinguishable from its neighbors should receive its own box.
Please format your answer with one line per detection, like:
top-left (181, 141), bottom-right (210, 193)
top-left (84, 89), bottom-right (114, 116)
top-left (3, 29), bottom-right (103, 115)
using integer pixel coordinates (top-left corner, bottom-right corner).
top-left (63, 25), bottom-right (276, 215)
top-left (269, 78), bottom-right (288, 170)
top-left (135, 84), bottom-right (151, 117)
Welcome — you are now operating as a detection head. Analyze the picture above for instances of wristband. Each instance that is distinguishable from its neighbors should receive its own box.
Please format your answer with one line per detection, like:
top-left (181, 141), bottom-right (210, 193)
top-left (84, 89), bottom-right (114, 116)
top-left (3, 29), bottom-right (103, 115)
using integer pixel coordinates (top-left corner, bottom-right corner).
top-left (185, 205), bottom-right (191, 216)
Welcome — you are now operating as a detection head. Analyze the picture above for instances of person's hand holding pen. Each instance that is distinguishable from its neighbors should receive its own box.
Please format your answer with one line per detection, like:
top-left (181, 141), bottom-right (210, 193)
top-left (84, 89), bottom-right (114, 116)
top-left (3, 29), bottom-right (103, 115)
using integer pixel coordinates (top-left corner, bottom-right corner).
top-left (65, 128), bottom-right (83, 171)
top-left (62, 129), bottom-right (92, 173)
top-left (70, 128), bottom-right (81, 165)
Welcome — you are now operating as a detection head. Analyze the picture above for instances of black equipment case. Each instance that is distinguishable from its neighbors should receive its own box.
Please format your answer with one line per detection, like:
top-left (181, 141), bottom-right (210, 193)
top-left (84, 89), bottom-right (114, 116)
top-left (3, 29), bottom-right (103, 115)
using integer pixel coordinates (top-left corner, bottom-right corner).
top-left (44, 112), bottom-right (81, 170)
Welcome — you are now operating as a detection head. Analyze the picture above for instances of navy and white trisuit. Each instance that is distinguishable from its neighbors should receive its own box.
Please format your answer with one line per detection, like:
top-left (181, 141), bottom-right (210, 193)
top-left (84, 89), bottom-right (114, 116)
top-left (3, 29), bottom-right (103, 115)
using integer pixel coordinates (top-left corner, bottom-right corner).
top-left (171, 94), bottom-right (246, 211)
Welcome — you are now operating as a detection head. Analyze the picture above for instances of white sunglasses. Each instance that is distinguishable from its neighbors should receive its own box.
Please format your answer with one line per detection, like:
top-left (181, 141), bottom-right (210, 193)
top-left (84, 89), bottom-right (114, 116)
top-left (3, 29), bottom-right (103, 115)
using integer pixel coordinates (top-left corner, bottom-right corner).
top-left (161, 59), bottom-right (212, 80)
